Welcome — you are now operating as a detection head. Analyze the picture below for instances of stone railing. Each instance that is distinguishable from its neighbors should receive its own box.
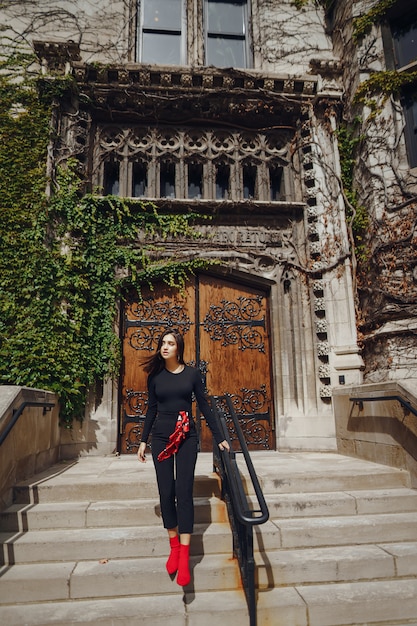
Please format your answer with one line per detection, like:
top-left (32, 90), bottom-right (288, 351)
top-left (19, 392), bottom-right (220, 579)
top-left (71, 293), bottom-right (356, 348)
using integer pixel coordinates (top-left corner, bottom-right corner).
top-left (333, 381), bottom-right (417, 488)
top-left (0, 386), bottom-right (60, 510)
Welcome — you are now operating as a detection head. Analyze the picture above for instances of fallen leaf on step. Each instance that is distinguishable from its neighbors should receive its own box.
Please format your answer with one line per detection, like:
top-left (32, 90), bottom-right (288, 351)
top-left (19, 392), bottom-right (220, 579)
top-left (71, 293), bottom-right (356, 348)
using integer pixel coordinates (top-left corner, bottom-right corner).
top-left (99, 559), bottom-right (109, 564)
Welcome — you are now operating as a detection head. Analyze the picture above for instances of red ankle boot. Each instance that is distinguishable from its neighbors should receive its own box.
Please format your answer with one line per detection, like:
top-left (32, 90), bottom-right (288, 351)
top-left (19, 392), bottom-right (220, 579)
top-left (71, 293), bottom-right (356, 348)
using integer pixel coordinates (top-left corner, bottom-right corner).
top-left (177, 543), bottom-right (191, 586)
top-left (166, 535), bottom-right (180, 575)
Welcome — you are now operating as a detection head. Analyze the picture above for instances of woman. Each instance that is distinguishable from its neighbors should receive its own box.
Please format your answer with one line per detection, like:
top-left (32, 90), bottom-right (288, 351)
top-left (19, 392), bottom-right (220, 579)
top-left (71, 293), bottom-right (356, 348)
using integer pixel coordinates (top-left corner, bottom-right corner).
top-left (137, 329), bottom-right (230, 587)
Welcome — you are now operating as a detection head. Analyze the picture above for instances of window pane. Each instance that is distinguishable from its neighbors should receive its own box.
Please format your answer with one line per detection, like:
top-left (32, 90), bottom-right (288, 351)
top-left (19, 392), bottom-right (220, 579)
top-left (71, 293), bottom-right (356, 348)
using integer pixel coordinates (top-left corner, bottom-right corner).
top-left (143, 32), bottom-right (182, 65)
top-left (160, 162), bottom-right (176, 198)
top-left (207, 0), bottom-right (245, 35)
top-left (206, 36), bottom-right (245, 67)
top-left (143, 0), bottom-right (182, 31)
top-left (188, 163), bottom-right (203, 198)
top-left (243, 164), bottom-right (257, 199)
top-left (104, 161), bottom-right (120, 196)
top-left (403, 95), bottom-right (417, 168)
top-left (216, 164), bottom-right (230, 199)
top-left (393, 23), bottom-right (417, 67)
top-left (269, 166), bottom-right (283, 201)
top-left (132, 162), bottom-right (148, 197)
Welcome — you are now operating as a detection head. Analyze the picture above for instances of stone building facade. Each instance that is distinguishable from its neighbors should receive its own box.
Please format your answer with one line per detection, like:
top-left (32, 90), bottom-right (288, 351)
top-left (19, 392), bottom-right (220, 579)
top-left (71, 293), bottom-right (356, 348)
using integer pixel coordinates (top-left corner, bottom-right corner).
top-left (331, 0), bottom-right (417, 385)
top-left (1, 0), bottom-right (415, 455)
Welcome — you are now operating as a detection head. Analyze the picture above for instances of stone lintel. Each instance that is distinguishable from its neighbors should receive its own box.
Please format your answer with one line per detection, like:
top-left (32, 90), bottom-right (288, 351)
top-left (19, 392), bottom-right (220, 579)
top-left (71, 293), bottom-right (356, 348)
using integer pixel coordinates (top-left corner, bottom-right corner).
top-left (71, 62), bottom-right (318, 99)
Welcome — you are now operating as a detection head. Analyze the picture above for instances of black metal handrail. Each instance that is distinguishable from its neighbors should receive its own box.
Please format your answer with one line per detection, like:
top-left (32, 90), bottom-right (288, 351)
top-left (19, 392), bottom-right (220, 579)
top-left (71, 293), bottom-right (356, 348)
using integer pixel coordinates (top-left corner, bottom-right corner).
top-left (350, 395), bottom-right (417, 418)
top-left (0, 401), bottom-right (55, 447)
top-left (210, 394), bottom-right (269, 626)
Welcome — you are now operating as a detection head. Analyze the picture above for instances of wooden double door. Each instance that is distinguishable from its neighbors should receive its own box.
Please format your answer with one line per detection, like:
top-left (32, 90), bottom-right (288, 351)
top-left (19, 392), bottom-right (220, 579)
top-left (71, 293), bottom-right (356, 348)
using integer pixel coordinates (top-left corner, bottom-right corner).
top-left (119, 274), bottom-right (275, 452)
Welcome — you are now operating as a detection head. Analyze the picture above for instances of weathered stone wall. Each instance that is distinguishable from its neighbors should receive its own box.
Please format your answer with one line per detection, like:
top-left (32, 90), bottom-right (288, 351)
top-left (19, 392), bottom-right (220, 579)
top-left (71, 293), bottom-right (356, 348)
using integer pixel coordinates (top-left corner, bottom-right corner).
top-left (331, 0), bottom-right (417, 385)
top-left (0, 0), bottom-right (131, 62)
top-left (1, 0), bottom-right (334, 73)
top-left (0, 387), bottom-right (60, 510)
top-left (334, 381), bottom-right (417, 487)
top-left (255, 0), bottom-right (334, 74)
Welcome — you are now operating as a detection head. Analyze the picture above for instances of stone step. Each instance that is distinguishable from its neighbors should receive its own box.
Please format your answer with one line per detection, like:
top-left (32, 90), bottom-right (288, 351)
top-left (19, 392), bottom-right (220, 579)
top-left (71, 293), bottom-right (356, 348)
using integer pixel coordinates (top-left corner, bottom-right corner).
top-left (3, 509), bottom-right (417, 566)
top-left (256, 541), bottom-right (417, 587)
top-left (5, 485), bottom-right (416, 535)
top-left (261, 487), bottom-right (417, 519)
top-left (1, 579), bottom-right (417, 626)
top-left (254, 465), bottom-right (409, 495)
top-left (12, 473), bottom-right (221, 504)
top-left (0, 521), bottom-right (232, 566)
top-left (10, 452), bottom-right (409, 505)
top-left (2, 453), bottom-right (417, 626)
top-left (256, 579), bottom-right (417, 626)
top-left (289, 578), bottom-right (417, 626)
top-left (4, 486), bottom-right (416, 533)
top-left (0, 495), bottom-right (228, 532)
top-left (241, 511), bottom-right (417, 553)
top-left (0, 591), bottom-right (250, 626)
top-left (242, 452), bottom-right (410, 494)
top-left (2, 541), bottom-right (416, 607)
top-left (0, 553), bottom-right (240, 605)
top-left (265, 511), bottom-right (417, 549)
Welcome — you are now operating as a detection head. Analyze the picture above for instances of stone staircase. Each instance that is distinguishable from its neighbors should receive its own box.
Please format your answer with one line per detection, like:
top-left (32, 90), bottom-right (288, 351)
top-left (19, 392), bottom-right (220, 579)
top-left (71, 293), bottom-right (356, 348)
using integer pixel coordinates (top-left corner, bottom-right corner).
top-left (0, 452), bottom-right (417, 625)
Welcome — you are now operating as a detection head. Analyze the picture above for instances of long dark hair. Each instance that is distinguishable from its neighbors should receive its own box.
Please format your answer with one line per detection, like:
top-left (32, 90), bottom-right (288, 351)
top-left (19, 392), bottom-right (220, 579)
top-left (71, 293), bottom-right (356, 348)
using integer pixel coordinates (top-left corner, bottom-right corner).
top-left (142, 329), bottom-right (185, 378)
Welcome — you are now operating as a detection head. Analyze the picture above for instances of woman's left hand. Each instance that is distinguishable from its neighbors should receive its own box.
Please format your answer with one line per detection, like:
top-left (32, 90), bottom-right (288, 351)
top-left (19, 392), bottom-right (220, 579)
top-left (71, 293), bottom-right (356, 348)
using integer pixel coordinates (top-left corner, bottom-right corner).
top-left (137, 441), bottom-right (147, 462)
top-left (218, 440), bottom-right (230, 452)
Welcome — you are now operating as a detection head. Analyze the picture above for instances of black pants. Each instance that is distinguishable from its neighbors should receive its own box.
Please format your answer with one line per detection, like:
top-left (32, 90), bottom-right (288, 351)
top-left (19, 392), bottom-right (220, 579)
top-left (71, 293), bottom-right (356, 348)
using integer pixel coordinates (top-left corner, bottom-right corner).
top-left (151, 413), bottom-right (198, 534)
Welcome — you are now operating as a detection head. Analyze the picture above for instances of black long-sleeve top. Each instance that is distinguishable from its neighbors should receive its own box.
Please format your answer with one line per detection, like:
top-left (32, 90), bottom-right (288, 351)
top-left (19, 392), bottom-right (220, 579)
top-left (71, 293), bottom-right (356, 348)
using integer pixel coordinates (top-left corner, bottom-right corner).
top-left (140, 365), bottom-right (224, 445)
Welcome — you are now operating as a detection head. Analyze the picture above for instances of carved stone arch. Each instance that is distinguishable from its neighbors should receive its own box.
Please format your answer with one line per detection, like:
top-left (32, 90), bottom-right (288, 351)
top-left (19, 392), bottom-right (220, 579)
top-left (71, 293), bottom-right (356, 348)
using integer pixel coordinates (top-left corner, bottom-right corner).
top-left (130, 157), bottom-right (149, 199)
top-left (183, 129), bottom-right (209, 154)
top-left (184, 154), bottom-right (205, 199)
top-left (156, 129), bottom-right (183, 157)
top-left (240, 155), bottom-right (261, 200)
top-left (99, 125), bottom-right (125, 153)
top-left (95, 126), bottom-right (125, 195)
top-left (127, 126), bottom-right (154, 156)
top-left (210, 130), bottom-right (236, 155)
top-left (92, 122), bottom-right (296, 202)
top-left (158, 154), bottom-right (178, 199)
top-left (102, 153), bottom-right (123, 196)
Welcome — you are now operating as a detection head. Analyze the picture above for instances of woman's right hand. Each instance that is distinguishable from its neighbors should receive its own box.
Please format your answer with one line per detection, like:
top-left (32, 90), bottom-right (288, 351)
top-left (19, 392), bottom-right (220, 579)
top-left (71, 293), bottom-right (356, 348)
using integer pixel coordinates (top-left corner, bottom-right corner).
top-left (137, 441), bottom-right (147, 463)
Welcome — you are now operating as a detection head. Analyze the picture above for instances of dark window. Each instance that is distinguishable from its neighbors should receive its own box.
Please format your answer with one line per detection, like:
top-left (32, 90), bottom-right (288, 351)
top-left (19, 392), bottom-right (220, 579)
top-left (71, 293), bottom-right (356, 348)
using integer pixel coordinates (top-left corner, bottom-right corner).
top-left (393, 23), bottom-right (417, 68)
top-left (104, 160), bottom-right (120, 195)
top-left (389, 0), bottom-right (417, 70)
top-left (205, 0), bottom-right (249, 68)
top-left (243, 164), bottom-right (256, 199)
top-left (160, 162), bottom-right (176, 197)
top-left (188, 163), bottom-right (203, 198)
top-left (139, 0), bottom-right (183, 65)
top-left (269, 166), bottom-right (283, 201)
top-left (215, 163), bottom-right (230, 199)
top-left (386, 2), bottom-right (417, 167)
top-left (132, 162), bottom-right (148, 197)
top-left (403, 92), bottom-right (417, 168)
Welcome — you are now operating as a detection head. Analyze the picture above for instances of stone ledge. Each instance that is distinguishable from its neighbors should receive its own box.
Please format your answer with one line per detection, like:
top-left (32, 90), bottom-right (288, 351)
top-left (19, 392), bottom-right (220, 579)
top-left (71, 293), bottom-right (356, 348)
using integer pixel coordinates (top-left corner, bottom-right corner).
top-left (72, 62), bottom-right (318, 98)
top-left (33, 40), bottom-right (318, 100)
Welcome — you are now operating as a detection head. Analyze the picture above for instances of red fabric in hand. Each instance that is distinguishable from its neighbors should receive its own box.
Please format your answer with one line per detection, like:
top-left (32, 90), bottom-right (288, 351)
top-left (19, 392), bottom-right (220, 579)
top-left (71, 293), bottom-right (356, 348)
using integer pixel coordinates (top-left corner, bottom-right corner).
top-left (157, 411), bottom-right (190, 462)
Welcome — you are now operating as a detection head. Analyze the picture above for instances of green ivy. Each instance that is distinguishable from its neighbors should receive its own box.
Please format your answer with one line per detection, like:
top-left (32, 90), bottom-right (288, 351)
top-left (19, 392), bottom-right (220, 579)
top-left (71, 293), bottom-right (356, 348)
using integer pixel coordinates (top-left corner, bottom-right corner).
top-left (353, 0), bottom-right (397, 42)
top-left (0, 54), bottom-right (213, 427)
top-left (293, 0), bottom-right (400, 43)
top-left (336, 120), bottom-right (369, 264)
top-left (354, 70), bottom-right (417, 108)
top-left (292, 0), bottom-right (334, 10)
